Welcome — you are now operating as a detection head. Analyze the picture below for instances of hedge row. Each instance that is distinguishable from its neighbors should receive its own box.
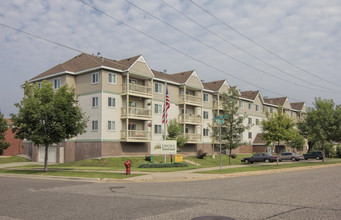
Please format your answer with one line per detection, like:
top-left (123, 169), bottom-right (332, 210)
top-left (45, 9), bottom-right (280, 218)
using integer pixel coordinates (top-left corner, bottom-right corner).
top-left (138, 162), bottom-right (189, 168)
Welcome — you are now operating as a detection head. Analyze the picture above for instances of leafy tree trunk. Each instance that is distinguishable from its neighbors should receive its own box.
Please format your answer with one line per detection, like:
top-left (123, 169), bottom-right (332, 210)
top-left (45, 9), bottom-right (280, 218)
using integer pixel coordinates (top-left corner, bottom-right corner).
top-left (229, 148), bottom-right (232, 165)
top-left (322, 140), bottom-right (325, 163)
top-left (44, 145), bottom-right (49, 172)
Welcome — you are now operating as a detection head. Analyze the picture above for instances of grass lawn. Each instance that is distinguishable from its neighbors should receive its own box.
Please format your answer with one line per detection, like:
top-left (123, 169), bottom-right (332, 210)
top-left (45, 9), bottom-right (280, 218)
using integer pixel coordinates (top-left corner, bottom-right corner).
top-left (197, 160), bottom-right (341, 174)
top-left (185, 154), bottom-right (252, 167)
top-left (0, 169), bottom-right (141, 179)
top-left (0, 156), bottom-right (31, 164)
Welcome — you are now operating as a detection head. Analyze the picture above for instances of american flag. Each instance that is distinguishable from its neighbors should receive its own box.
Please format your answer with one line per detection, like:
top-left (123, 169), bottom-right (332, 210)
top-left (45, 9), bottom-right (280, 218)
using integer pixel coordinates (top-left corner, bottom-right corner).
top-left (162, 86), bottom-right (170, 124)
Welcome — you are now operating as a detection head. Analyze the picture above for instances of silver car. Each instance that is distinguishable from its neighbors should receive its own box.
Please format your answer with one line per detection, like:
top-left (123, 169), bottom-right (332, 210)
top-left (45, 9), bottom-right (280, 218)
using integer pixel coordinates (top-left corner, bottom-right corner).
top-left (279, 152), bottom-right (303, 161)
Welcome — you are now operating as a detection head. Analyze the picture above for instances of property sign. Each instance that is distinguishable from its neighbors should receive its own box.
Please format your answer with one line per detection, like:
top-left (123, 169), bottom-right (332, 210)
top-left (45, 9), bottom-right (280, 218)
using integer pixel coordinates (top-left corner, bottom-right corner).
top-left (151, 140), bottom-right (177, 155)
top-left (175, 154), bottom-right (183, 163)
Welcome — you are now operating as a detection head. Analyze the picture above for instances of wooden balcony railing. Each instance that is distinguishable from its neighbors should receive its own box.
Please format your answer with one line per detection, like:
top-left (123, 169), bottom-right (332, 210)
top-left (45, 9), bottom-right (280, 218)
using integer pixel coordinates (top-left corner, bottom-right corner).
top-left (178, 114), bottom-right (202, 124)
top-left (122, 83), bottom-right (152, 97)
top-left (121, 107), bottom-right (152, 119)
top-left (179, 94), bottom-right (202, 106)
top-left (121, 130), bottom-right (151, 142)
top-left (185, 133), bottom-right (202, 143)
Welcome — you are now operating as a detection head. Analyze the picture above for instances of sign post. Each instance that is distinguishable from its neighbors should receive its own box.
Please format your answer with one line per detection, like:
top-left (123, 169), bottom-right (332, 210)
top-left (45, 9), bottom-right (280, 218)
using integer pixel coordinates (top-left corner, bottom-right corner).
top-left (215, 115), bottom-right (227, 171)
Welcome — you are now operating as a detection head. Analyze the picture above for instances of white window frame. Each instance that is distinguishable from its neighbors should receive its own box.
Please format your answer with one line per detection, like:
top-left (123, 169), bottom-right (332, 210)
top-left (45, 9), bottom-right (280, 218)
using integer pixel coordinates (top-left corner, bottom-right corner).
top-left (108, 73), bottom-right (116, 84)
top-left (92, 120), bottom-right (98, 131)
top-left (248, 117), bottom-right (252, 125)
top-left (270, 107), bottom-right (273, 113)
top-left (154, 104), bottom-right (162, 114)
top-left (239, 100), bottom-right (243, 108)
top-left (248, 132), bottom-right (252, 139)
top-left (154, 125), bottom-right (162, 134)
top-left (92, 72), bottom-right (99, 84)
top-left (92, 97), bottom-right (98, 108)
top-left (154, 82), bottom-right (162, 94)
top-left (53, 78), bottom-right (61, 90)
top-left (203, 111), bottom-right (209, 119)
top-left (256, 105), bottom-right (260, 112)
top-left (203, 128), bottom-right (209, 136)
top-left (108, 97), bottom-right (115, 107)
top-left (248, 103), bottom-right (253, 110)
top-left (203, 93), bottom-right (209, 102)
top-left (108, 121), bottom-right (115, 131)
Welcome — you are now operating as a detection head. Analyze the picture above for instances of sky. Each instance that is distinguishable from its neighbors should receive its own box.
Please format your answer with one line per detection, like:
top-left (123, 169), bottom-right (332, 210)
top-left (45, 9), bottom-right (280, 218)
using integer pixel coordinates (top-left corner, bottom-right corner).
top-left (0, 0), bottom-right (340, 117)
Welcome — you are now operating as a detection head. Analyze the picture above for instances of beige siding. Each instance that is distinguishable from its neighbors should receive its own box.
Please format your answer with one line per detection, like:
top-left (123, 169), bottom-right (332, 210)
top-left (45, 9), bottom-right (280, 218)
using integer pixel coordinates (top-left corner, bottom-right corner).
top-left (186, 75), bottom-right (203, 89)
top-left (75, 70), bottom-right (102, 95)
top-left (102, 70), bottom-right (123, 94)
top-left (129, 61), bottom-right (153, 78)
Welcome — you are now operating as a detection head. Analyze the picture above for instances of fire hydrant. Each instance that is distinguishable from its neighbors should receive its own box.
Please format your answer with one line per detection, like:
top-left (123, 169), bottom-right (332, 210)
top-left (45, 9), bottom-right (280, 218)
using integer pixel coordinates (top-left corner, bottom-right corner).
top-left (124, 160), bottom-right (131, 175)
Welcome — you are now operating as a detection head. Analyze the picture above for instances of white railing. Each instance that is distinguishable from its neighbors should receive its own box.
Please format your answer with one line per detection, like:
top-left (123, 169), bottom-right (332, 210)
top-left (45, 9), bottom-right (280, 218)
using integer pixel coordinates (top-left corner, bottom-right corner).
top-left (178, 114), bottom-right (202, 124)
top-left (121, 130), bottom-right (151, 142)
top-left (179, 94), bottom-right (202, 105)
top-left (122, 83), bottom-right (152, 96)
top-left (185, 133), bottom-right (202, 143)
top-left (121, 107), bottom-right (152, 118)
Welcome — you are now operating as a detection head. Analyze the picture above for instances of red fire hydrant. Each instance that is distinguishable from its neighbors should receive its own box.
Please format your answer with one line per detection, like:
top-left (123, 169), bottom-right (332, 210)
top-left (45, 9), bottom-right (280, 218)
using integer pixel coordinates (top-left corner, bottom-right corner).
top-left (124, 160), bottom-right (131, 175)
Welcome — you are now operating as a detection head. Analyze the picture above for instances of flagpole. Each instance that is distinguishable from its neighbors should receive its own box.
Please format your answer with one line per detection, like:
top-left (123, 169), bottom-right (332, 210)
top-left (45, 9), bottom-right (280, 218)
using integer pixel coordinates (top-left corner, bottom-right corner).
top-left (163, 81), bottom-right (167, 163)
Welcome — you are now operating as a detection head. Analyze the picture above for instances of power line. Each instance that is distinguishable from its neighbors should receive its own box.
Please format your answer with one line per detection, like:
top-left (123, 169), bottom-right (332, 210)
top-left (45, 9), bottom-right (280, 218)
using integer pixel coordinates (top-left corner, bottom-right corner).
top-left (77, 0), bottom-right (304, 102)
top-left (160, 0), bottom-right (341, 94)
top-left (188, 0), bottom-right (341, 88)
top-left (123, 0), bottom-right (341, 94)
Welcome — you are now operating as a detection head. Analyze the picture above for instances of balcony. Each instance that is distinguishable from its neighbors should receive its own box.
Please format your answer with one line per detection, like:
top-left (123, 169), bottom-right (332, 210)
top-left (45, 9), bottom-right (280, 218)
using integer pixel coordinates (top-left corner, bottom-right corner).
top-left (179, 94), bottom-right (202, 106)
top-left (121, 130), bottom-right (151, 142)
top-left (213, 101), bottom-right (223, 110)
top-left (178, 114), bottom-right (202, 124)
top-left (185, 133), bottom-right (202, 143)
top-left (121, 107), bottom-right (152, 120)
top-left (122, 83), bottom-right (152, 98)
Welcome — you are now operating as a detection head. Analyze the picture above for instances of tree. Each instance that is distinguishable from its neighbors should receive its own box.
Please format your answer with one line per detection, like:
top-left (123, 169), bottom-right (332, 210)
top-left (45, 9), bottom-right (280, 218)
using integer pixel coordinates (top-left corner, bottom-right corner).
top-left (261, 107), bottom-right (295, 165)
top-left (167, 119), bottom-right (187, 149)
top-left (286, 130), bottom-right (305, 152)
top-left (301, 98), bottom-right (341, 162)
top-left (211, 88), bottom-right (249, 165)
top-left (11, 81), bottom-right (87, 171)
top-left (0, 112), bottom-right (10, 155)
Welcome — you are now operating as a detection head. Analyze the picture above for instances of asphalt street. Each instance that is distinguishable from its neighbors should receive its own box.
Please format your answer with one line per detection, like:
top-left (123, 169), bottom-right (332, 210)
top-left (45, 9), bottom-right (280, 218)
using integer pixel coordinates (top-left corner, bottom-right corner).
top-left (0, 166), bottom-right (340, 220)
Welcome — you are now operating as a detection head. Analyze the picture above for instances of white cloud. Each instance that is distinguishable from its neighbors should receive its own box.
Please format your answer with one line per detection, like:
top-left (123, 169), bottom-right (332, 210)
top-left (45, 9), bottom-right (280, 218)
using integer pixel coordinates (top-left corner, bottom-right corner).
top-left (0, 0), bottom-right (340, 116)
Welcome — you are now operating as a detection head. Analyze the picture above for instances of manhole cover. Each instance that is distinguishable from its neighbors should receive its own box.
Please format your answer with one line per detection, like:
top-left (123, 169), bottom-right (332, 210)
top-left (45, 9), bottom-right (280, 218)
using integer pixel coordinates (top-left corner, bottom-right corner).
top-left (109, 186), bottom-right (125, 192)
top-left (191, 216), bottom-right (235, 220)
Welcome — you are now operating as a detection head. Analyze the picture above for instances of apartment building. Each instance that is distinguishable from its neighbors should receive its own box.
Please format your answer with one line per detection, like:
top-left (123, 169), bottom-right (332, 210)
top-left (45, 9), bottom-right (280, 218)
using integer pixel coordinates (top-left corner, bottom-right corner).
top-left (24, 53), bottom-right (307, 163)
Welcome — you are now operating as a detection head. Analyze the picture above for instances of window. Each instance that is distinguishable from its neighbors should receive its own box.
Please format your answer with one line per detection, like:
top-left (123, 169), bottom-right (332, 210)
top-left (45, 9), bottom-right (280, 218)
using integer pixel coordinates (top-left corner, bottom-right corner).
top-left (154, 125), bottom-right (162, 134)
top-left (38, 82), bottom-right (42, 88)
top-left (239, 100), bottom-right (243, 108)
top-left (248, 132), bottom-right (252, 139)
top-left (108, 121), bottom-right (115, 131)
top-left (108, 73), bottom-right (116, 84)
top-left (203, 128), bottom-right (209, 136)
top-left (108, 97), bottom-right (115, 107)
top-left (248, 103), bottom-right (253, 110)
top-left (256, 105), bottom-right (260, 112)
top-left (270, 107), bottom-right (273, 113)
top-left (263, 106), bottom-right (267, 113)
top-left (154, 104), bottom-right (162, 114)
top-left (128, 122), bottom-right (136, 130)
top-left (203, 93), bottom-right (209, 102)
top-left (154, 82), bottom-right (162, 94)
top-left (92, 97), bottom-right (98, 107)
top-left (256, 119), bottom-right (260, 125)
top-left (129, 100), bottom-right (136, 107)
top-left (92, 72), bottom-right (99, 84)
top-left (92, 120), bottom-right (98, 131)
top-left (248, 118), bottom-right (252, 125)
top-left (129, 79), bottom-right (137, 84)
top-left (53, 78), bottom-right (60, 90)
top-left (180, 109), bottom-right (190, 114)
top-left (185, 127), bottom-right (189, 133)
top-left (203, 111), bottom-right (209, 119)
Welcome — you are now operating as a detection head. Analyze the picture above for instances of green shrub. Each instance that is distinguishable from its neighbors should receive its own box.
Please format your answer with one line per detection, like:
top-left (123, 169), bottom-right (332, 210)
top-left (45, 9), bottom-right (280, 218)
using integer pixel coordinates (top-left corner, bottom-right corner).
top-left (138, 162), bottom-right (188, 168)
top-left (336, 145), bottom-right (341, 158)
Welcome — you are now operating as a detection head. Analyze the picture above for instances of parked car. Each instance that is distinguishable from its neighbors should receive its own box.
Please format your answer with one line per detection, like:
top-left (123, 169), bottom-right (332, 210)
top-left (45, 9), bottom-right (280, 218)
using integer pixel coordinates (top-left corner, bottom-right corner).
top-left (279, 152), bottom-right (304, 161)
top-left (241, 153), bottom-right (278, 164)
top-left (303, 151), bottom-right (323, 160)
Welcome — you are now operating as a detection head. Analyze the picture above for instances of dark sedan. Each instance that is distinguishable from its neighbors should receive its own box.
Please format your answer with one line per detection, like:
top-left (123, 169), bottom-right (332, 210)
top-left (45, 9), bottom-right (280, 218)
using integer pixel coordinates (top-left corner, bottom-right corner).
top-left (241, 153), bottom-right (278, 164)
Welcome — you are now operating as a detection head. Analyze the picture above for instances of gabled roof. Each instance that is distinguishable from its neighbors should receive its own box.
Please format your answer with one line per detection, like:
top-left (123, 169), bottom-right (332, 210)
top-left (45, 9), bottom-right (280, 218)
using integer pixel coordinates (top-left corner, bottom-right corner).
top-left (240, 90), bottom-right (259, 101)
top-left (253, 133), bottom-right (267, 145)
top-left (264, 97), bottom-right (287, 106)
top-left (30, 53), bottom-right (141, 81)
top-left (290, 102), bottom-right (305, 111)
top-left (202, 80), bottom-right (225, 91)
top-left (152, 70), bottom-right (194, 84)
